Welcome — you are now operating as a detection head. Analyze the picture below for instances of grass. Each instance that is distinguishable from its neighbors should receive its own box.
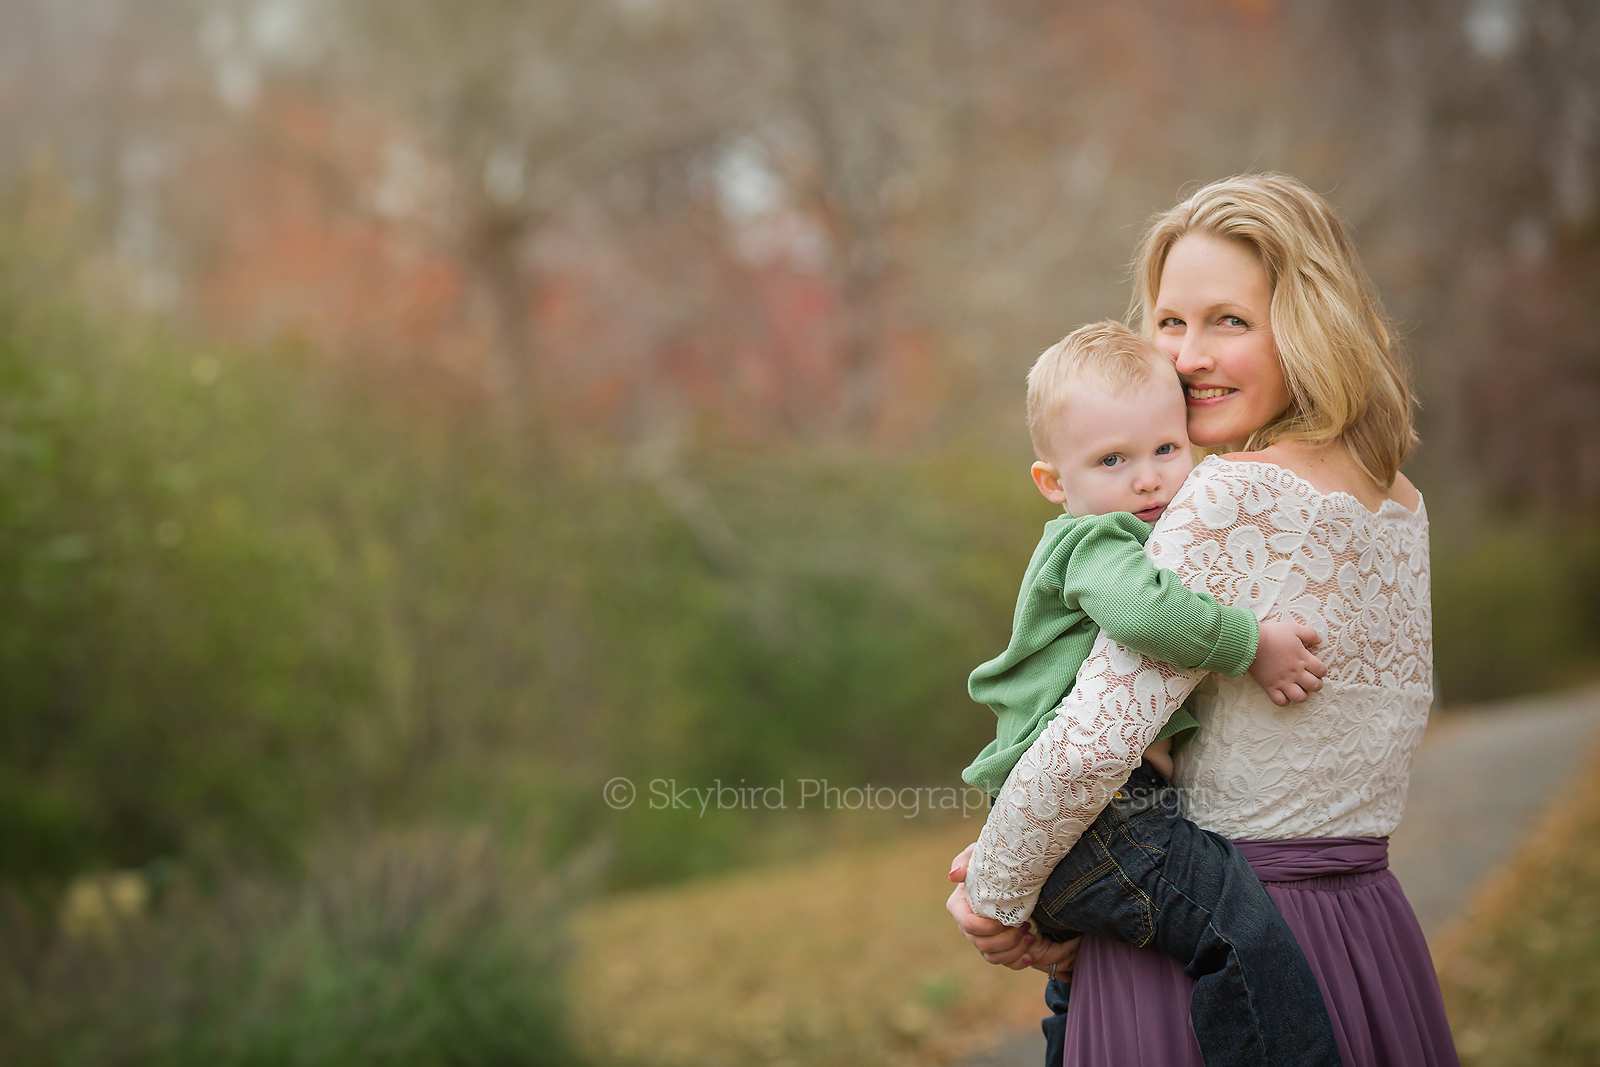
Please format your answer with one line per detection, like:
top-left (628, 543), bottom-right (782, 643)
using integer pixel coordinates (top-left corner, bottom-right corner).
top-left (563, 708), bottom-right (1600, 1067)
top-left (1434, 733), bottom-right (1600, 1065)
top-left (568, 815), bottom-right (1051, 1067)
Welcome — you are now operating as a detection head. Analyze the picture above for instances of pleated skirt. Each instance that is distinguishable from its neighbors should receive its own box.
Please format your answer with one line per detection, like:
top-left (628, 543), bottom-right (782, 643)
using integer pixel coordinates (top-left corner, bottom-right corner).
top-left (1058, 837), bottom-right (1460, 1067)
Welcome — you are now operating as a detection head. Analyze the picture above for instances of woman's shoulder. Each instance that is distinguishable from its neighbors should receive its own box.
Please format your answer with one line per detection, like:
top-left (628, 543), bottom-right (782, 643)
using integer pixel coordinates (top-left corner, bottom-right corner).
top-left (1388, 472), bottom-right (1422, 513)
top-left (1202, 445), bottom-right (1425, 520)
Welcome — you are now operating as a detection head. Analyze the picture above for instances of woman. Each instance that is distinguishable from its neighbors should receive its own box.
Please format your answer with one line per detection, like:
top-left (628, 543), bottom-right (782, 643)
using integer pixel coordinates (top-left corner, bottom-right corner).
top-left (947, 174), bottom-right (1458, 1065)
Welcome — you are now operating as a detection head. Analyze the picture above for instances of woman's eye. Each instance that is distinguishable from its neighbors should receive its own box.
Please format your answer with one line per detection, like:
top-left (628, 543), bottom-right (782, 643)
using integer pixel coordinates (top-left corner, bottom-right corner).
top-left (1099, 455), bottom-right (1121, 468)
top-left (1222, 315), bottom-right (1248, 327)
top-left (1157, 317), bottom-right (1184, 329)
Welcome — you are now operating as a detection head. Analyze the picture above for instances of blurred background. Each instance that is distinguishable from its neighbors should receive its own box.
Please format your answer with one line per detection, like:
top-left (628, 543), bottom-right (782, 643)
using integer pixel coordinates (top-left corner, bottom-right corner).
top-left (1, 0), bottom-right (1597, 1064)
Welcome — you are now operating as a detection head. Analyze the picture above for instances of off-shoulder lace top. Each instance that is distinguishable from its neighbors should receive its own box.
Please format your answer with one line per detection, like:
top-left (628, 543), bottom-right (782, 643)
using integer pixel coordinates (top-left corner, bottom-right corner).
top-left (963, 456), bottom-right (1432, 924)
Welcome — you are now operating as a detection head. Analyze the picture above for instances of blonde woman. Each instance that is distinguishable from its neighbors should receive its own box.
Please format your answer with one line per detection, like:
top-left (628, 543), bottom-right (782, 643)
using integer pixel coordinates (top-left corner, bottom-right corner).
top-left (948, 174), bottom-right (1458, 1066)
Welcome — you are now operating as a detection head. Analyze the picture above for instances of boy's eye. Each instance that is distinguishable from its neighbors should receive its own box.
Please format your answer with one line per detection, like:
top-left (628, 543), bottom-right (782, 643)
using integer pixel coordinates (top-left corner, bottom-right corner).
top-left (1155, 443), bottom-right (1176, 456)
top-left (1099, 455), bottom-right (1121, 468)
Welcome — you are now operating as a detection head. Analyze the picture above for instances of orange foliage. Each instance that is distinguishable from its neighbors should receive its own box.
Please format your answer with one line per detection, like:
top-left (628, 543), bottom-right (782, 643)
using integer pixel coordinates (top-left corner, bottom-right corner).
top-left (157, 89), bottom-right (934, 442)
top-left (174, 94), bottom-right (496, 387)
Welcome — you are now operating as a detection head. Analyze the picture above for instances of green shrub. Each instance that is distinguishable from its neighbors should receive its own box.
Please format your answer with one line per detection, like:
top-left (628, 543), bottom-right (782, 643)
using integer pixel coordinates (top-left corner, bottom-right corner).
top-left (0, 248), bottom-right (380, 881)
top-left (1430, 523), bottom-right (1600, 704)
top-left (0, 832), bottom-right (594, 1067)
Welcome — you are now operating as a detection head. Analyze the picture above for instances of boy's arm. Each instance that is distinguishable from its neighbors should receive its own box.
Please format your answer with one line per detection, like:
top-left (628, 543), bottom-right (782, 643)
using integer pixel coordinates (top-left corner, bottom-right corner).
top-left (1058, 512), bottom-right (1259, 677)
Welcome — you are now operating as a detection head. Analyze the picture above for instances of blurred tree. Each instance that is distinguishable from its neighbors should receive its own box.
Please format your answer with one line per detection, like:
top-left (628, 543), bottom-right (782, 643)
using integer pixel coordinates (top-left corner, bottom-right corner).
top-left (328, 0), bottom-right (758, 420)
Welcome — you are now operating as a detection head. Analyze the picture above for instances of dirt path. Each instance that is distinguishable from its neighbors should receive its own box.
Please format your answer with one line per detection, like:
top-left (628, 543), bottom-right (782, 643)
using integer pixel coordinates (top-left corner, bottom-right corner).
top-left (960, 683), bottom-right (1600, 1067)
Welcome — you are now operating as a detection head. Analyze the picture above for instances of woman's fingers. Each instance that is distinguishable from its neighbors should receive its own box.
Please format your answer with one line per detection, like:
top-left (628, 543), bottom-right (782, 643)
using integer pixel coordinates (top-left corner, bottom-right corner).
top-left (1029, 935), bottom-right (1081, 977)
top-left (985, 938), bottom-right (1036, 968)
top-left (948, 843), bottom-right (974, 883)
top-left (946, 886), bottom-right (1034, 966)
top-left (980, 923), bottom-right (1038, 968)
top-left (945, 885), bottom-right (1014, 939)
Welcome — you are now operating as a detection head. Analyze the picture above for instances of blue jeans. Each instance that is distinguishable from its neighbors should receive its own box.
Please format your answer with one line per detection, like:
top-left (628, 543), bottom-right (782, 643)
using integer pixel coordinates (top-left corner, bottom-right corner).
top-left (1032, 762), bottom-right (1342, 1067)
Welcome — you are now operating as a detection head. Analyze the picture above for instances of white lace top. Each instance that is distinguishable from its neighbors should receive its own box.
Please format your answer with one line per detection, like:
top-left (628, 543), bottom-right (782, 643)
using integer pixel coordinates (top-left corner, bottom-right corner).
top-left (963, 457), bottom-right (1432, 925)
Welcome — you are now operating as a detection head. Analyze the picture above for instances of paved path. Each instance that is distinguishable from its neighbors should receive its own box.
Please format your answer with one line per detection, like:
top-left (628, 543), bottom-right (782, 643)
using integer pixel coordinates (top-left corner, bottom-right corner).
top-left (1388, 683), bottom-right (1600, 934)
top-left (960, 683), bottom-right (1600, 1067)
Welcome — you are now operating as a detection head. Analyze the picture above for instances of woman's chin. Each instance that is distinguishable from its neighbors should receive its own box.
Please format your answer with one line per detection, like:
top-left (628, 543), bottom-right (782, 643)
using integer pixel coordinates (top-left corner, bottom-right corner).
top-left (1188, 429), bottom-right (1247, 452)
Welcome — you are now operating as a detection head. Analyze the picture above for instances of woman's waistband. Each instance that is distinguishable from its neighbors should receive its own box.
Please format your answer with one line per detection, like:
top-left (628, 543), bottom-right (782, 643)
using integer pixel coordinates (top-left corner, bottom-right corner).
top-left (1231, 836), bottom-right (1389, 882)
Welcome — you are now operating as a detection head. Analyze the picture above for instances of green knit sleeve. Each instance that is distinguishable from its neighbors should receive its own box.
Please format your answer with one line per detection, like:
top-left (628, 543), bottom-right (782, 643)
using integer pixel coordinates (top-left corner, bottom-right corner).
top-left (1058, 513), bottom-right (1259, 677)
top-left (1152, 705), bottom-right (1201, 752)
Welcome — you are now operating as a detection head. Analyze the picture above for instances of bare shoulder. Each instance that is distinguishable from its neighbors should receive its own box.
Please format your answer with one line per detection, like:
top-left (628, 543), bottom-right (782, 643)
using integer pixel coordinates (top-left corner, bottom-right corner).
top-left (1388, 471), bottom-right (1422, 512)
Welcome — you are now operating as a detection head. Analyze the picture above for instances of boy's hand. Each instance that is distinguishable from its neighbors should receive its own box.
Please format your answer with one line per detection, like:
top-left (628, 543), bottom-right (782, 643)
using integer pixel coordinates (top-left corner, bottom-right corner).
top-left (1247, 621), bottom-right (1326, 706)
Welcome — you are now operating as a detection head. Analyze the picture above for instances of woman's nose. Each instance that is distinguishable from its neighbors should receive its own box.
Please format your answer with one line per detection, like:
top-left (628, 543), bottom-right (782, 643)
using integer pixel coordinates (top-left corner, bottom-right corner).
top-left (1173, 332), bottom-right (1213, 377)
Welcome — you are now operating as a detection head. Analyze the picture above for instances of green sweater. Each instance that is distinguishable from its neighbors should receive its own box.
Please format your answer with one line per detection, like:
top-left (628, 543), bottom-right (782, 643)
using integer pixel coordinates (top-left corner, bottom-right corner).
top-left (963, 511), bottom-right (1260, 797)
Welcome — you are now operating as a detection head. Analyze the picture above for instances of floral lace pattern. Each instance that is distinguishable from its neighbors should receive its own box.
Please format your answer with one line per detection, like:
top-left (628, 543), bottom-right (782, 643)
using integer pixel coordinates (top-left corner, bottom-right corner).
top-left (963, 457), bottom-right (1432, 925)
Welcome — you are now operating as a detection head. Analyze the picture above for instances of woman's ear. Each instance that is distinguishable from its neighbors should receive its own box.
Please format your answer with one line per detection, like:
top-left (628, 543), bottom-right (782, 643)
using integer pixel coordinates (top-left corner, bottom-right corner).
top-left (1031, 461), bottom-right (1068, 505)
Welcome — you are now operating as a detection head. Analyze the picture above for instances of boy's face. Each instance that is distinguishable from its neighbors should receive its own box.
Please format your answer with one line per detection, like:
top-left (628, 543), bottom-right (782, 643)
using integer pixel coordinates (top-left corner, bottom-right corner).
top-left (1032, 371), bottom-right (1195, 524)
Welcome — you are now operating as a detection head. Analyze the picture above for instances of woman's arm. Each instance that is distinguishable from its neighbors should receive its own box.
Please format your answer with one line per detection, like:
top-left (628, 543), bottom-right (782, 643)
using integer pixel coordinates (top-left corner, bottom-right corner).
top-left (962, 459), bottom-right (1315, 924)
top-left (962, 632), bottom-right (1203, 924)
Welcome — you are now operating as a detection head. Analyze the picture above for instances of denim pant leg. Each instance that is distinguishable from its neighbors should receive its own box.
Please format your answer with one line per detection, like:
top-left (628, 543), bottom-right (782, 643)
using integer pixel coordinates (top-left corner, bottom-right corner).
top-left (1039, 975), bottom-right (1071, 1067)
top-left (1031, 764), bottom-right (1342, 1067)
top-left (1145, 816), bottom-right (1342, 1067)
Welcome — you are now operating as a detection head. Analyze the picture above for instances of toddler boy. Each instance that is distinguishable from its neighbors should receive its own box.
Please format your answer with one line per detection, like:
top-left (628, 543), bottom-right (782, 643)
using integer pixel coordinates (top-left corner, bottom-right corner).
top-left (961, 321), bottom-right (1342, 1067)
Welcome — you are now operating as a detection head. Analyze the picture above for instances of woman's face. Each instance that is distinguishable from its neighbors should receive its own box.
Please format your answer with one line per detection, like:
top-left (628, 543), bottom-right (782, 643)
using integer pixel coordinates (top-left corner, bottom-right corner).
top-left (1152, 233), bottom-right (1292, 450)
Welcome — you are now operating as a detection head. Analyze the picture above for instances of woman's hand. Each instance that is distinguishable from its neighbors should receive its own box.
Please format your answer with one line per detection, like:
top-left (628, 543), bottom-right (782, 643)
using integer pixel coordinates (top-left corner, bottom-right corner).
top-left (1028, 932), bottom-right (1081, 980)
top-left (946, 844), bottom-right (1080, 979)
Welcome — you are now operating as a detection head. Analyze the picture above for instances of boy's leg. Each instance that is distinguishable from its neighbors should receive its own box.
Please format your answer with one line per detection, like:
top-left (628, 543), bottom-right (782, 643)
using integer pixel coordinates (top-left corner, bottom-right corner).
top-left (1030, 763), bottom-right (1170, 946)
top-left (1030, 763), bottom-right (1342, 1067)
top-left (1039, 976), bottom-right (1071, 1067)
top-left (1146, 817), bottom-right (1342, 1067)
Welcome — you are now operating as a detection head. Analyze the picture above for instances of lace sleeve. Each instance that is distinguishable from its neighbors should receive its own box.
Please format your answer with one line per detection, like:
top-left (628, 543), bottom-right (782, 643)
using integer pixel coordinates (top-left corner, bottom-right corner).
top-left (962, 459), bottom-right (1317, 924)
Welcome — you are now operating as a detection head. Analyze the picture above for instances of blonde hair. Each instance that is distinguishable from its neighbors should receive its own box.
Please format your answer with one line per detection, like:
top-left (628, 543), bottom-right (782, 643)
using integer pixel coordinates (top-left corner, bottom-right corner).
top-left (1026, 320), bottom-right (1171, 460)
top-left (1130, 174), bottom-right (1416, 488)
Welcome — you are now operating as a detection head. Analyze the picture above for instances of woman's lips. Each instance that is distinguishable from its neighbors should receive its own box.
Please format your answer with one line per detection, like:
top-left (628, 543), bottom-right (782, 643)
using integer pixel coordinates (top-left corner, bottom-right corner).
top-left (1186, 385), bottom-right (1236, 405)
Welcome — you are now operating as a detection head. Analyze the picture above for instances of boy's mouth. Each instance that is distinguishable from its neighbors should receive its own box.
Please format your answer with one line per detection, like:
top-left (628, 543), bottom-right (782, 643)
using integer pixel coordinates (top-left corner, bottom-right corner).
top-left (1135, 502), bottom-right (1167, 523)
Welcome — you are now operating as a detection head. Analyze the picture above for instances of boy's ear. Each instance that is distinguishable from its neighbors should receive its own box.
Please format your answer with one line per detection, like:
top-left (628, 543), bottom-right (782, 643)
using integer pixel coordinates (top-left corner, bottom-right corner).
top-left (1031, 461), bottom-right (1068, 505)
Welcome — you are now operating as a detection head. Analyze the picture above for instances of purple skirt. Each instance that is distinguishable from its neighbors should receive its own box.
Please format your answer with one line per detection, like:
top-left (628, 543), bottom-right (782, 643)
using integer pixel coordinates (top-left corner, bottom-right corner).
top-left (1059, 837), bottom-right (1460, 1067)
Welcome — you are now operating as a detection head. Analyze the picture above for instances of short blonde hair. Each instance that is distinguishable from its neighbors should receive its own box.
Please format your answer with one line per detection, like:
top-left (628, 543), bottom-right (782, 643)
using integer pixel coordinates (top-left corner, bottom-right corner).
top-left (1131, 174), bottom-right (1416, 488)
top-left (1027, 320), bottom-right (1169, 460)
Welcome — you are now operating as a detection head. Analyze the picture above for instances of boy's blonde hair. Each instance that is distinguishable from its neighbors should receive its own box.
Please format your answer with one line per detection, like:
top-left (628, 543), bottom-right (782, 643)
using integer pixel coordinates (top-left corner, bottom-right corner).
top-left (1027, 320), bottom-right (1169, 460)
top-left (1130, 173), bottom-right (1416, 488)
